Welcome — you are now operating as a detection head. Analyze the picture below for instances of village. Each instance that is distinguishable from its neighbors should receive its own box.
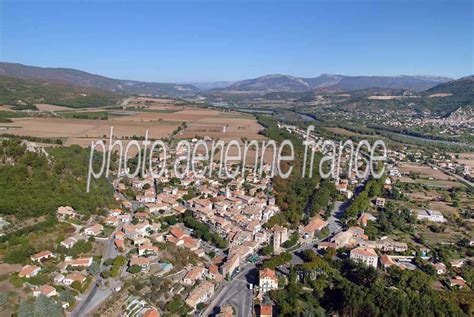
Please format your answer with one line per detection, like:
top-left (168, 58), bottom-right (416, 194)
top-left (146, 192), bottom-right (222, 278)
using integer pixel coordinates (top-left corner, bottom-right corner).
top-left (1, 120), bottom-right (471, 317)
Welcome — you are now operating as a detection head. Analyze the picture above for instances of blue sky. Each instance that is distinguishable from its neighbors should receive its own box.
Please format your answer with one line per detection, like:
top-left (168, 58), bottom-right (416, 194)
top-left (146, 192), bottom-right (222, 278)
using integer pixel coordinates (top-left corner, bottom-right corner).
top-left (0, 0), bottom-right (472, 82)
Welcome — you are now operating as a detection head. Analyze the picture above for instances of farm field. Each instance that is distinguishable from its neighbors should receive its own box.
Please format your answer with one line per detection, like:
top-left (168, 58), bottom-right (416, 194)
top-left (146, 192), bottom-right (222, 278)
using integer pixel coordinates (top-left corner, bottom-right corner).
top-left (0, 99), bottom-right (265, 149)
top-left (35, 104), bottom-right (72, 112)
top-left (399, 163), bottom-right (452, 180)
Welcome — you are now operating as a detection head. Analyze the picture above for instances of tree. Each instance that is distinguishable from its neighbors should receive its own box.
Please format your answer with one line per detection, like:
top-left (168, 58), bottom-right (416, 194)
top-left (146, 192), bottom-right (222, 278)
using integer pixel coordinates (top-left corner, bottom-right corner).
top-left (87, 261), bottom-right (100, 276)
top-left (129, 265), bottom-right (142, 274)
top-left (261, 244), bottom-right (274, 256)
top-left (59, 289), bottom-right (75, 305)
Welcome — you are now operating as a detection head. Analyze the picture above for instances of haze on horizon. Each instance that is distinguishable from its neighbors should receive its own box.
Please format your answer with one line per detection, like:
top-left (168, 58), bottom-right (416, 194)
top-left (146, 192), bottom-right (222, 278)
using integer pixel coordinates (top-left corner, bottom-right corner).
top-left (0, 0), bottom-right (472, 83)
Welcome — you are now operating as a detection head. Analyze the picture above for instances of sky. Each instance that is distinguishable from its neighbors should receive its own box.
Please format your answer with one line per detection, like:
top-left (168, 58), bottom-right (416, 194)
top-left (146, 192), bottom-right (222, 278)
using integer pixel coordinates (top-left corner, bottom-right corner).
top-left (0, 0), bottom-right (472, 82)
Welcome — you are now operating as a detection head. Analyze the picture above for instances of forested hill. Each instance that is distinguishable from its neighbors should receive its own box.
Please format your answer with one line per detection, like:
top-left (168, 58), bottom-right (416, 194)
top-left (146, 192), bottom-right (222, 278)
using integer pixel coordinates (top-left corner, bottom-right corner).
top-left (419, 76), bottom-right (474, 114)
top-left (0, 75), bottom-right (124, 108)
top-left (0, 62), bottom-right (201, 98)
top-left (424, 75), bottom-right (474, 97)
top-left (0, 140), bottom-right (114, 219)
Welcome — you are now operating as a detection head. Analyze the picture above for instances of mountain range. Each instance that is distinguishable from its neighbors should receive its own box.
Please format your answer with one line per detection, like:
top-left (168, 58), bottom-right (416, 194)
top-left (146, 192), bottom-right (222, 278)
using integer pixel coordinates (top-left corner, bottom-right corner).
top-left (0, 62), bottom-right (200, 97)
top-left (211, 74), bottom-right (452, 93)
top-left (0, 62), bottom-right (466, 102)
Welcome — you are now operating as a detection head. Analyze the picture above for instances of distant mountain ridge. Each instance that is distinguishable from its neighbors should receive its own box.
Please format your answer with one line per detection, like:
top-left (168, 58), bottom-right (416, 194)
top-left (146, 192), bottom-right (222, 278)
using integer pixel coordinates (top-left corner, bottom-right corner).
top-left (0, 62), bottom-right (457, 98)
top-left (0, 62), bottom-right (200, 97)
top-left (212, 74), bottom-right (452, 93)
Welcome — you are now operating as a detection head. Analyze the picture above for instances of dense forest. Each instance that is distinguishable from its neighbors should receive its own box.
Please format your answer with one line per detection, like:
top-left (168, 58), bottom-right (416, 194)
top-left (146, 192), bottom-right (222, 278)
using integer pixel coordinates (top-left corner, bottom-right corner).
top-left (0, 140), bottom-right (114, 218)
top-left (257, 116), bottom-right (331, 228)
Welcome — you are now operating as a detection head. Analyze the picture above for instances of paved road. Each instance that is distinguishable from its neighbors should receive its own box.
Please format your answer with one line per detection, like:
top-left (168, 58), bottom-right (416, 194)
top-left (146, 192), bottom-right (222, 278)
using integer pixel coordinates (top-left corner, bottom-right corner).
top-left (70, 192), bottom-right (135, 317)
top-left (202, 264), bottom-right (256, 317)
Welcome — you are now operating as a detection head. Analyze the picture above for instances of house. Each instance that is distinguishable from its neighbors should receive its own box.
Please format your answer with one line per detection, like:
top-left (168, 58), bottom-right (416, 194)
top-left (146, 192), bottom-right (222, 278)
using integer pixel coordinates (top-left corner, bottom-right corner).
top-left (33, 285), bottom-right (57, 298)
top-left (31, 250), bottom-right (54, 263)
top-left (449, 259), bottom-right (466, 268)
top-left (450, 276), bottom-right (467, 289)
top-left (56, 206), bottom-right (76, 220)
top-left (118, 214), bottom-right (131, 223)
top-left (300, 217), bottom-right (328, 238)
top-left (336, 183), bottom-right (348, 192)
top-left (142, 308), bottom-right (161, 317)
top-left (185, 281), bottom-right (215, 309)
top-left (182, 266), bottom-right (205, 285)
top-left (18, 265), bottom-right (41, 278)
top-left (183, 236), bottom-right (200, 251)
top-left (134, 212), bottom-right (149, 221)
top-left (221, 254), bottom-right (240, 277)
top-left (105, 216), bottom-right (119, 226)
top-left (146, 203), bottom-right (169, 214)
top-left (84, 223), bottom-right (103, 236)
top-left (54, 274), bottom-right (65, 284)
top-left (357, 213), bottom-right (377, 227)
top-left (136, 192), bottom-right (156, 203)
top-left (260, 304), bottom-right (273, 317)
top-left (433, 262), bottom-right (447, 275)
top-left (138, 245), bottom-right (159, 256)
top-left (415, 209), bottom-right (446, 223)
top-left (130, 256), bottom-right (151, 271)
top-left (63, 272), bottom-right (87, 285)
top-left (375, 197), bottom-right (386, 208)
top-left (193, 198), bottom-right (213, 210)
top-left (109, 208), bottom-right (123, 217)
top-left (350, 247), bottom-right (378, 269)
top-left (61, 236), bottom-right (80, 249)
top-left (66, 256), bottom-right (93, 268)
top-left (169, 226), bottom-right (186, 240)
top-left (207, 264), bottom-right (224, 282)
top-left (115, 239), bottom-right (125, 252)
top-left (344, 190), bottom-right (353, 199)
top-left (358, 238), bottom-right (408, 253)
top-left (259, 268), bottom-right (278, 293)
top-left (317, 242), bottom-right (337, 250)
top-left (379, 254), bottom-right (395, 269)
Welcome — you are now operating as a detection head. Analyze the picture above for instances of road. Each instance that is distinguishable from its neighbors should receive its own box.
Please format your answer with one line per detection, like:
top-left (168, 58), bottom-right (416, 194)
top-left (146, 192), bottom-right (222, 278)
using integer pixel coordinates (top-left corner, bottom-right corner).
top-left (69, 192), bottom-right (136, 317)
top-left (201, 264), bottom-right (256, 317)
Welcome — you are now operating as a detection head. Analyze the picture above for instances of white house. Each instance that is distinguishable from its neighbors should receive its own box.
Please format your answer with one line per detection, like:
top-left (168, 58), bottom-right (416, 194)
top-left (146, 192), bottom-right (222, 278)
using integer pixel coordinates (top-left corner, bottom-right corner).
top-left (259, 268), bottom-right (278, 293)
top-left (350, 247), bottom-right (378, 269)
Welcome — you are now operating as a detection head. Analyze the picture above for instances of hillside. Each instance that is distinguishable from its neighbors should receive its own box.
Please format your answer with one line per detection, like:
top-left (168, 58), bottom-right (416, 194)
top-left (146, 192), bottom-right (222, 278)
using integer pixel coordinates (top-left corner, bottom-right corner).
top-left (0, 62), bottom-right (200, 97)
top-left (420, 75), bottom-right (474, 114)
top-left (424, 75), bottom-right (474, 96)
top-left (217, 74), bottom-right (311, 92)
top-left (0, 75), bottom-right (124, 108)
top-left (213, 74), bottom-right (451, 94)
top-left (332, 75), bottom-right (449, 92)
